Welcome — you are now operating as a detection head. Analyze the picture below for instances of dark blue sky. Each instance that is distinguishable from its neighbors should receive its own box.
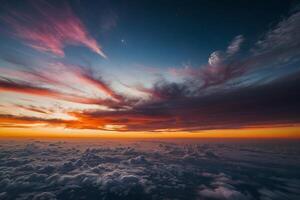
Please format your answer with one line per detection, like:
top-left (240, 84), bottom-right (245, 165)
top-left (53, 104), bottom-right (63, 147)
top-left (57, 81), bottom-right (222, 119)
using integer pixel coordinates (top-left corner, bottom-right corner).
top-left (70, 0), bottom-right (295, 67)
top-left (0, 0), bottom-right (297, 73)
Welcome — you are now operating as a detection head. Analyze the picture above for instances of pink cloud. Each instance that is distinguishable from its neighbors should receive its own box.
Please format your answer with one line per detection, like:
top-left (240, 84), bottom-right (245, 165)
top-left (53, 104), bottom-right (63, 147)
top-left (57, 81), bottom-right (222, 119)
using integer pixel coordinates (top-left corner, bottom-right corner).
top-left (2, 1), bottom-right (106, 58)
top-left (68, 65), bottom-right (124, 102)
top-left (168, 66), bottom-right (199, 77)
top-left (0, 61), bottom-right (127, 108)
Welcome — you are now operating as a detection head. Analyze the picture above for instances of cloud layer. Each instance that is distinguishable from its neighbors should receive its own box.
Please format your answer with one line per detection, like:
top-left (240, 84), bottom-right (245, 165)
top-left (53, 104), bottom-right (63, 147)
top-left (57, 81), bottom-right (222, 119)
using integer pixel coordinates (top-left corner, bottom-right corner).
top-left (0, 139), bottom-right (299, 199)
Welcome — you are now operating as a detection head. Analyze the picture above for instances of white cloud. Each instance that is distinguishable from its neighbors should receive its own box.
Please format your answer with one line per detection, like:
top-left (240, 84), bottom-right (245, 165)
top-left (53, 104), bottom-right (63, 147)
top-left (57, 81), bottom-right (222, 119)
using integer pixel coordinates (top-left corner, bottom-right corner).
top-left (198, 186), bottom-right (250, 200)
top-left (227, 35), bottom-right (245, 56)
top-left (208, 35), bottom-right (244, 67)
top-left (255, 9), bottom-right (300, 54)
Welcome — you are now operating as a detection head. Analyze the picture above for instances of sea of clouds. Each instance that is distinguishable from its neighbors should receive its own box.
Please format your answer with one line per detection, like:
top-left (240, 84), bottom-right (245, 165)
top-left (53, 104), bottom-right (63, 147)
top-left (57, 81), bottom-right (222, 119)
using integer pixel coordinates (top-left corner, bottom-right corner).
top-left (0, 139), bottom-right (299, 200)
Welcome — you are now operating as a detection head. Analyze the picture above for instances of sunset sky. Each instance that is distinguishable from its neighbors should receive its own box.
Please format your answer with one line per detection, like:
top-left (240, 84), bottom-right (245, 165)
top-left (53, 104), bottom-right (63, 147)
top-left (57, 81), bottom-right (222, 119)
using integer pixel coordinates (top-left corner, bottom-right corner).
top-left (0, 0), bottom-right (300, 138)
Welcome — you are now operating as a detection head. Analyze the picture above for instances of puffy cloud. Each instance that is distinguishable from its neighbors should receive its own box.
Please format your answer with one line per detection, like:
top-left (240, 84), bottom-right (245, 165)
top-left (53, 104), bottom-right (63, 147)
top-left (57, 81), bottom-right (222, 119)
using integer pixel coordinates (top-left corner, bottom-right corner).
top-left (198, 186), bottom-right (250, 200)
top-left (208, 51), bottom-right (226, 67)
top-left (0, 140), bottom-right (300, 199)
top-left (208, 35), bottom-right (244, 68)
top-left (127, 155), bottom-right (148, 165)
top-left (200, 35), bottom-right (246, 88)
top-left (198, 173), bottom-right (251, 200)
top-left (32, 192), bottom-right (57, 200)
top-left (0, 192), bottom-right (7, 200)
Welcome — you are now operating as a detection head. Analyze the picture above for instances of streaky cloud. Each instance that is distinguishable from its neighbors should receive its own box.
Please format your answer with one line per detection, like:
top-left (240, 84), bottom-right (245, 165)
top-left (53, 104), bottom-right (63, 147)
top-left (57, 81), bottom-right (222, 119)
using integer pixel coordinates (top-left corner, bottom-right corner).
top-left (71, 70), bottom-right (300, 131)
top-left (0, 78), bottom-right (117, 107)
top-left (1, 0), bottom-right (106, 58)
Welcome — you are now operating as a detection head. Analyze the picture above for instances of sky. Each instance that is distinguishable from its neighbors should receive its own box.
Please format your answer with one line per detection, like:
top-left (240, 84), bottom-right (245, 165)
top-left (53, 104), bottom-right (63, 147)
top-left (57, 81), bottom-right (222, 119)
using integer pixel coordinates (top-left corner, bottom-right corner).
top-left (0, 0), bottom-right (300, 138)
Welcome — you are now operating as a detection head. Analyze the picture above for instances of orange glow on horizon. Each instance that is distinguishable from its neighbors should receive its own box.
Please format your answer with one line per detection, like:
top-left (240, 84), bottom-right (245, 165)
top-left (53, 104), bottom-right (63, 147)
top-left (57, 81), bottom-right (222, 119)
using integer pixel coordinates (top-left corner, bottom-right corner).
top-left (0, 126), bottom-right (299, 139)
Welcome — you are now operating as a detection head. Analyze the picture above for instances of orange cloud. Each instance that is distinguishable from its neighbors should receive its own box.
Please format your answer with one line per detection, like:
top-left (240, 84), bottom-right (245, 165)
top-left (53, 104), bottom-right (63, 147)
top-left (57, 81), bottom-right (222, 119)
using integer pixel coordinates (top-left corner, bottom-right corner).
top-left (72, 68), bottom-right (124, 102)
top-left (0, 79), bottom-right (109, 106)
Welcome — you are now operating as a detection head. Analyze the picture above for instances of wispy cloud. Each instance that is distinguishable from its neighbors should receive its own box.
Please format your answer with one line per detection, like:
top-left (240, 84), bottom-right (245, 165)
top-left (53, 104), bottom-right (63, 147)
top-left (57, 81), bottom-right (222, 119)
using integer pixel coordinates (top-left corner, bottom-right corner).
top-left (254, 7), bottom-right (300, 57)
top-left (0, 78), bottom-right (89, 104)
top-left (0, 59), bottom-right (131, 115)
top-left (0, 114), bottom-right (67, 125)
top-left (0, 75), bottom-right (121, 109)
top-left (1, 69), bottom-right (300, 131)
top-left (14, 104), bottom-right (50, 114)
top-left (208, 35), bottom-right (244, 67)
top-left (226, 35), bottom-right (244, 56)
top-left (72, 71), bottom-right (300, 131)
top-left (2, 1), bottom-right (106, 58)
top-left (71, 67), bottom-right (124, 102)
